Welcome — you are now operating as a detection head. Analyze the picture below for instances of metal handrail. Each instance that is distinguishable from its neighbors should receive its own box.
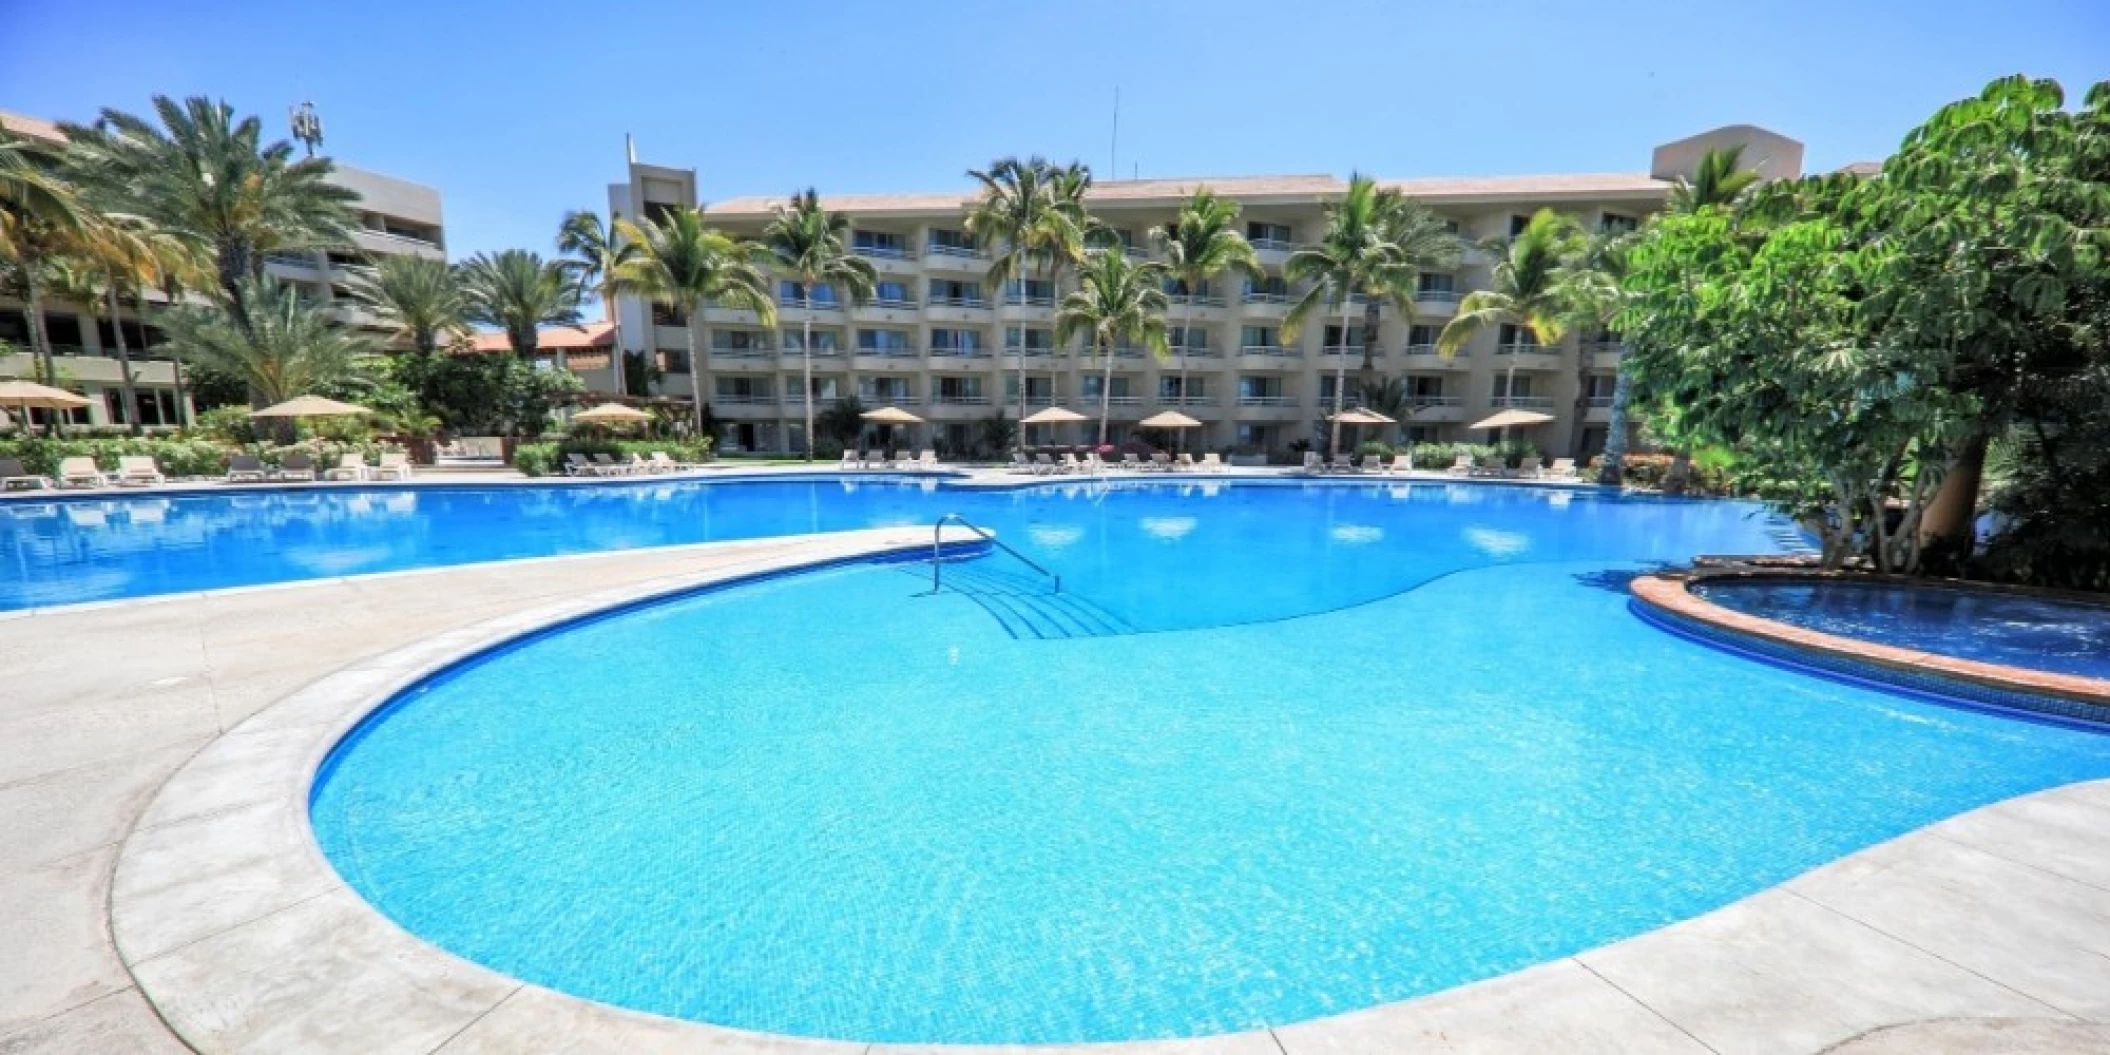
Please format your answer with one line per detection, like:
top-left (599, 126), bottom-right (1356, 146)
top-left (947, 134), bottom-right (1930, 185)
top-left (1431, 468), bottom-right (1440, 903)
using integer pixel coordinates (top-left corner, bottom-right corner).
top-left (930, 514), bottom-right (1060, 595)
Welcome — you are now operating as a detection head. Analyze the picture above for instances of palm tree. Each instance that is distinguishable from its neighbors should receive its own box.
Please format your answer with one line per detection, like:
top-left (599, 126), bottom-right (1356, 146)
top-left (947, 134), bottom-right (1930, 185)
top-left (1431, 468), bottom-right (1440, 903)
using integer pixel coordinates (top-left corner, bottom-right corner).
top-left (459, 249), bottom-right (583, 367)
top-left (557, 210), bottom-right (638, 395)
top-left (60, 97), bottom-right (358, 321)
top-left (1054, 249), bottom-right (1169, 445)
top-left (0, 129), bottom-right (90, 390)
top-left (1436, 210), bottom-right (1587, 444)
top-left (816, 394), bottom-right (869, 450)
top-left (966, 157), bottom-right (1091, 443)
top-left (348, 254), bottom-right (466, 357)
top-left (762, 189), bottom-right (876, 460)
top-left (613, 207), bottom-right (776, 438)
top-left (1285, 175), bottom-right (1429, 458)
top-left (1565, 230), bottom-right (1636, 482)
top-left (1150, 188), bottom-right (1260, 447)
top-left (1666, 145), bottom-right (1761, 213)
top-left (1357, 197), bottom-right (1461, 391)
top-left (69, 213), bottom-right (178, 433)
top-left (162, 277), bottom-right (379, 407)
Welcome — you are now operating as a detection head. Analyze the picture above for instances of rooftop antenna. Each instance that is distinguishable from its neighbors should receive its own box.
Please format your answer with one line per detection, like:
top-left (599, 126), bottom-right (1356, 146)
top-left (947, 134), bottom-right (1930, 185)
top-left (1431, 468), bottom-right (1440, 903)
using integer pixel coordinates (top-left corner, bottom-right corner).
top-left (1109, 87), bottom-right (1119, 179)
top-left (289, 101), bottom-right (323, 158)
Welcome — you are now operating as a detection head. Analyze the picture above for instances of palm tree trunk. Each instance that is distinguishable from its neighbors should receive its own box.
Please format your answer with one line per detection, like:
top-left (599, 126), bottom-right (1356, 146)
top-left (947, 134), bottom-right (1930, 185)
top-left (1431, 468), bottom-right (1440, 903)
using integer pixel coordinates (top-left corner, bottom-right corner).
top-left (22, 274), bottom-right (57, 434)
top-left (1568, 339), bottom-right (1593, 458)
top-left (1097, 338), bottom-right (1113, 446)
top-left (1600, 367), bottom-right (1632, 486)
top-left (687, 300), bottom-right (708, 440)
top-left (604, 281), bottom-right (626, 399)
top-left (106, 284), bottom-right (143, 436)
top-left (1327, 299), bottom-right (1353, 458)
top-left (801, 316), bottom-right (815, 461)
top-left (1917, 430), bottom-right (1989, 568)
top-left (1176, 300), bottom-right (1191, 455)
top-left (1358, 295), bottom-right (1381, 388)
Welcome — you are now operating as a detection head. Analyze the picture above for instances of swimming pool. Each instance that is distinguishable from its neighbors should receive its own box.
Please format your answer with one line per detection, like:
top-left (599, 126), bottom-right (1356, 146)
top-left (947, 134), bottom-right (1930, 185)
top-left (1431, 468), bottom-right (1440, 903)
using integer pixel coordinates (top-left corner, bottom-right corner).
top-left (1694, 578), bottom-right (2110, 681)
top-left (299, 478), bottom-right (2110, 1044)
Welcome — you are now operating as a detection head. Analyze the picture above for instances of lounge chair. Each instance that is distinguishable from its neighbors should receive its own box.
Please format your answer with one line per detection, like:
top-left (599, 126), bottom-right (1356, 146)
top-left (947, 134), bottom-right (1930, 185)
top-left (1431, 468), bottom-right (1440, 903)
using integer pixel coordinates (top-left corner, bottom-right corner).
top-left (1511, 457), bottom-right (1542, 479)
top-left (650, 451), bottom-right (696, 472)
top-left (0, 457), bottom-right (52, 490)
top-left (1301, 451), bottom-right (1324, 474)
top-left (1201, 452), bottom-right (1225, 473)
top-left (1086, 452), bottom-right (1108, 473)
top-left (1149, 452), bottom-right (1173, 471)
top-left (590, 453), bottom-right (630, 475)
top-left (278, 452), bottom-right (317, 481)
top-left (372, 451), bottom-right (415, 481)
top-left (324, 453), bottom-right (368, 481)
top-left (1065, 452), bottom-right (1089, 474)
top-left (1360, 455), bottom-right (1387, 473)
top-left (1120, 452), bottom-right (1143, 472)
top-left (1327, 453), bottom-right (1355, 473)
top-left (915, 450), bottom-right (940, 470)
top-left (225, 455), bottom-right (269, 483)
top-left (1475, 456), bottom-right (1506, 477)
top-left (1176, 452), bottom-right (1197, 471)
top-left (1546, 457), bottom-right (1578, 481)
top-left (58, 457), bottom-right (105, 488)
top-left (840, 450), bottom-right (861, 471)
top-left (115, 456), bottom-right (164, 487)
top-left (1388, 454), bottom-right (1412, 475)
top-left (563, 452), bottom-right (598, 476)
top-left (1033, 452), bottom-right (1058, 475)
top-left (1447, 454), bottom-right (1473, 476)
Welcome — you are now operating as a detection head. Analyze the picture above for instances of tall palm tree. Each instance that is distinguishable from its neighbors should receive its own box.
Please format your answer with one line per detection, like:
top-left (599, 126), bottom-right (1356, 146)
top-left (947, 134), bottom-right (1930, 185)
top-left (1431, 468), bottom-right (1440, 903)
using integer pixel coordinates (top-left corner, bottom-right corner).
top-left (613, 207), bottom-right (776, 438)
top-left (966, 157), bottom-right (1091, 443)
top-left (162, 277), bottom-right (379, 407)
top-left (1150, 188), bottom-right (1260, 446)
top-left (0, 129), bottom-right (90, 389)
top-left (460, 249), bottom-right (583, 368)
top-left (1666, 145), bottom-right (1761, 213)
top-left (1566, 230), bottom-right (1636, 482)
top-left (1054, 249), bottom-right (1169, 446)
top-left (762, 189), bottom-right (876, 460)
top-left (557, 209), bottom-right (639, 395)
top-left (60, 97), bottom-right (358, 322)
top-left (70, 214), bottom-right (175, 433)
top-left (1436, 209), bottom-right (1587, 447)
top-left (1285, 175), bottom-right (1429, 458)
top-left (349, 254), bottom-right (467, 357)
top-left (1357, 197), bottom-right (1461, 391)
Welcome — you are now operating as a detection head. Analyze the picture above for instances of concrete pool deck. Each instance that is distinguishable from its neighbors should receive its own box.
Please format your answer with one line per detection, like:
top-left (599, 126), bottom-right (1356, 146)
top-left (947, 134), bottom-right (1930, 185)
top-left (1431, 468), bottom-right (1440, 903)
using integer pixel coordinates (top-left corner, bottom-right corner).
top-left (4, 529), bottom-right (2109, 1053)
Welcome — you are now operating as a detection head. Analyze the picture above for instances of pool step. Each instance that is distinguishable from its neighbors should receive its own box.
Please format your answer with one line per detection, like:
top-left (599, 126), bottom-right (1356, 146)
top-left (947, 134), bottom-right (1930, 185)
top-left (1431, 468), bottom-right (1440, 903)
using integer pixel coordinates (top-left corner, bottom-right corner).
top-left (908, 559), bottom-right (1137, 640)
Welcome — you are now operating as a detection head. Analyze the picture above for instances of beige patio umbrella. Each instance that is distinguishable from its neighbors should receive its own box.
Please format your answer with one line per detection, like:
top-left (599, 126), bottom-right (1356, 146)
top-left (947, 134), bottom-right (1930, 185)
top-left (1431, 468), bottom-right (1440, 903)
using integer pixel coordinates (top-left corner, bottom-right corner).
top-left (249, 394), bottom-right (373, 418)
top-left (1138, 410), bottom-right (1202, 429)
top-left (1021, 405), bottom-right (1089, 449)
top-left (1467, 408), bottom-right (1554, 431)
top-left (0, 379), bottom-right (92, 411)
top-left (570, 402), bottom-right (654, 426)
top-left (859, 406), bottom-right (924, 425)
top-left (1329, 408), bottom-right (1396, 425)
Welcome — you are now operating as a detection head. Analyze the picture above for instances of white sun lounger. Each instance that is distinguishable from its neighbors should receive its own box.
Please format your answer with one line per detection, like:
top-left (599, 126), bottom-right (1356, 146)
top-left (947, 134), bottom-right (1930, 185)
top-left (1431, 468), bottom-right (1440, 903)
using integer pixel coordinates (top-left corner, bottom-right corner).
top-left (115, 456), bottom-right (164, 487)
top-left (225, 455), bottom-right (270, 483)
top-left (372, 451), bottom-right (415, 481)
top-left (0, 457), bottom-right (52, 490)
top-left (324, 453), bottom-right (368, 481)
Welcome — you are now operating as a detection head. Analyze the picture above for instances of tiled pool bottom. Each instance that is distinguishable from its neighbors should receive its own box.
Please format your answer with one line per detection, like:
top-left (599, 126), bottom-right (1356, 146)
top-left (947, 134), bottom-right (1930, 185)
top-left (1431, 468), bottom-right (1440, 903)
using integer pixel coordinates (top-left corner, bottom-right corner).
top-left (310, 557), bottom-right (2110, 1044)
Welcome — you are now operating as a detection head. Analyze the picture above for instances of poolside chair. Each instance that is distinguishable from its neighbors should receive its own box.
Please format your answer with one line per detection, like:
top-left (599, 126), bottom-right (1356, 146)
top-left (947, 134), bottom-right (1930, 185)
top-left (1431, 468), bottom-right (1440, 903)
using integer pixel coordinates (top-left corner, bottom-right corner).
top-left (372, 451), bottom-right (415, 481)
top-left (0, 457), bottom-right (52, 490)
top-left (840, 449), bottom-right (862, 471)
top-left (115, 456), bottom-right (164, 487)
top-left (1546, 458), bottom-right (1578, 481)
top-left (323, 453), bottom-right (368, 481)
top-left (1301, 451), bottom-right (1324, 474)
top-left (1327, 453), bottom-right (1355, 474)
top-left (1361, 455), bottom-right (1387, 474)
top-left (1475, 456), bottom-right (1506, 477)
top-left (1511, 457), bottom-right (1542, 480)
top-left (1176, 452), bottom-right (1197, 471)
top-left (1201, 452), bottom-right (1225, 473)
top-left (563, 452), bottom-right (597, 477)
top-left (1033, 452), bottom-right (1058, 475)
top-left (916, 450), bottom-right (940, 470)
top-left (1388, 454), bottom-right (1411, 475)
top-left (590, 453), bottom-right (631, 475)
top-left (1447, 454), bottom-right (1473, 476)
top-left (1009, 452), bottom-right (1033, 474)
top-left (277, 452), bottom-right (317, 481)
top-left (650, 451), bottom-right (696, 472)
top-left (1086, 452), bottom-right (1108, 474)
top-left (1121, 452), bottom-right (1144, 472)
top-left (225, 455), bottom-right (269, 483)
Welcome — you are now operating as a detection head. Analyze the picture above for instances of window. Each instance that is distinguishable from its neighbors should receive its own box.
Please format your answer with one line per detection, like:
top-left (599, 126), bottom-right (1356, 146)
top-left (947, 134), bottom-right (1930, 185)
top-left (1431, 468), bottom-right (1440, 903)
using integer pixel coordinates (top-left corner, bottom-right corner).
top-left (1601, 213), bottom-right (1638, 235)
top-left (1509, 214), bottom-right (1531, 237)
top-left (659, 349), bottom-right (690, 373)
top-left (1237, 376), bottom-right (1281, 399)
top-left (1243, 275), bottom-right (1289, 299)
top-left (779, 280), bottom-right (836, 305)
top-left (1080, 375), bottom-right (1131, 398)
top-left (650, 303), bottom-right (687, 327)
top-left (1406, 324), bottom-right (1440, 349)
top-left (1493, 375), bottom-right (1533, 398)
top-left (857, 329), bottom-right (910, 351)
top-left (929, 278), bottom-right (983, 304)
top-left (1169, 326), bottom-right (1208, 350)
top-left (1322, 324), bottom-right (1363, 350)
top-left (853, 230), bottom-right (906, 256)
top-left (1160, 376), bottom-right (1204, 399)
top-left (781, 329), bottom-right (839, 352)
top-left (860, 377), bottom-right (911, 400)
top-left (1005, 376), bottom-right (1058, 400)
top-left (1004, 278), bottom-right (1055, 303)
top-left (1241, 325), bottom-right (1277, 348)
top-left (874, 280), bottom-right (912, 305)
top-left (936, 376), bottom-right (983, 399)
top-left (930, 328), bottom-right (985, 352)
top-left (1586, 374), bottom-right (1618, 398)
top-left (1407, 375), bottom-right (1444, 397)
top-left (1164, 278), bottom-right (1213, 299)
top-left (927, 228), bottom-right (977, 254)
top-left (1498, 323), bottom-right (1539, 348)
top-left (1246, 221), bottom-right (1292, 246)
top-left (1417, 272), bottom-right (1456, 294)
top-left (712, 330), bottom-right (769, 351)
top-left (715, 377), bottom-right (770, 398)
top-left (1004, 326), bottom-right (1054, 350)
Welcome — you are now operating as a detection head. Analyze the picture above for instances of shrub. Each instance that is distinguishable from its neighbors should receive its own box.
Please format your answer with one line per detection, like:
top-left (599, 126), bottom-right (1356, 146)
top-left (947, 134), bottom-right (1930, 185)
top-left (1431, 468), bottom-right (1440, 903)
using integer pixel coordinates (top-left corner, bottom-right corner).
top-left (0, 436), bottom-right (233, 477)
top-left (192, 405), bottom-right (262, 444)
top-left (514, 437), bottom-right (716, 477)
top-left (1355, 440), bottom-right (1394, 459)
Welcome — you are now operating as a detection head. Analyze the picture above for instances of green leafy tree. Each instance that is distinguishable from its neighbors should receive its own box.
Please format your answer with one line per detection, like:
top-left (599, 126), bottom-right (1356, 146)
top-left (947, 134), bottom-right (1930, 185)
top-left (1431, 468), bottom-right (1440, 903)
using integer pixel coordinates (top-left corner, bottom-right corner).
top-left (0, 129), bottom-right (90, 391)
top-left (60, 97), bottom-right (358, 322)
top-left (162, 277), bottom-right (381, 419)
top-left (613, 207), bottom-right (777, 438)
top-left (1666, 144), bottom-right (1762, 214)
top-left (459, 249), bottom-right (583, 366)
top-left (557, 209), bottom-right (638, 394)
top-left (966, 157), bottom-right (1092, 443)
top-left (816, 394), bottom-right (869, 449)
top-left (1055, 248), bottom-right (1170, 445)
top-left (1150, 188), bottom-right (1261, 438)
top-left (350, 254), bottom-right (467, 357)
top-left (763, 189), bottom-right (876, 459)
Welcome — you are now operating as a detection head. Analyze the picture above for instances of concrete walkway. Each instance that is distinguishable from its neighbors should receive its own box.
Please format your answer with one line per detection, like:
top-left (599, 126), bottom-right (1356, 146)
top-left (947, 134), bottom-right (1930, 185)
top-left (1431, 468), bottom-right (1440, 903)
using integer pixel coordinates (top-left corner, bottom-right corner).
top-left (5, 533), bottom-right (2110, 1053)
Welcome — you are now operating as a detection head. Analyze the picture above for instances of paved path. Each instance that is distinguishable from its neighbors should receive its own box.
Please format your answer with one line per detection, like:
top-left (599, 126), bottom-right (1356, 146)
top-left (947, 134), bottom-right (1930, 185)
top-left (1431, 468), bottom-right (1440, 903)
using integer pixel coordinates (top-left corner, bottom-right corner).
top-left (4, 531), bottom-right (2109, 1053)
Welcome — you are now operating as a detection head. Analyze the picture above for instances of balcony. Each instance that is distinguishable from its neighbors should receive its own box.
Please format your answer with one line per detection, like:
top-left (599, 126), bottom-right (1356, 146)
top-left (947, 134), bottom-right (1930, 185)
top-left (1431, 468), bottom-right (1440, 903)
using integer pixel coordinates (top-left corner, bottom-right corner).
top-left (351, 228), bottom-right (444, 260)
top-left (925, 295), bottom-right (991, 325)
top-left (1583, 340), bottom-right (1628, 369)
top-left (930, 393), bottom-right (992, 407)
top-left (1238, 291), bottom-right (1291, 318)
top-left (710, 392), bottom-right (776, 406)
top-left (1491, 395), bottom-right (1556, 409)
top-left (1406, 395), bottom-right (1464, 423)
top-left (923, 244), bottom-right (988, 273)
top-left (1250, 237), bottom-right (1295, 266)
top-left (1585, 396), bottom-right (1614, 423)
top-left (852, 243), bottom-right (915, 261)
top-left (1237, 394), bottom-right (1296, 407)
top-left (1167, 345), bottom-right (1221, 360)
top-left (857, 393), bottom-right (920, 406)
top-left (1493, 343), bottom-right (1563, 370)
top-left (263, 250), bottom-right (320, 272)
top-left (927, 346), bottom-right (993, 360)
top-left (1413, 290), bottom-right (1462, 318)
top-left (1398, 345), bottom-right (1469, 372)
top-left (1002, 293), bottom-right (1056, 308)
top-left (1318, 344), bottom-right (1374, 360)
top-left (852, 348), bottom-right (921, 371)
top-left (1004, 345), bottom-right (1061, 360)
top-left (1237, 345), bottom-right (1302, 369)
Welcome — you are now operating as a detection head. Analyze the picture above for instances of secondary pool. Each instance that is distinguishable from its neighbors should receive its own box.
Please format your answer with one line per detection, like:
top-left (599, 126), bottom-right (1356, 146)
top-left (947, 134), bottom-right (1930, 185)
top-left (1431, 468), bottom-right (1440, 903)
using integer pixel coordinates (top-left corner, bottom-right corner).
top-left (302, 479), bottom-right (2110, 1044)
top-left (1694, 578), bottom-right (2110, 681)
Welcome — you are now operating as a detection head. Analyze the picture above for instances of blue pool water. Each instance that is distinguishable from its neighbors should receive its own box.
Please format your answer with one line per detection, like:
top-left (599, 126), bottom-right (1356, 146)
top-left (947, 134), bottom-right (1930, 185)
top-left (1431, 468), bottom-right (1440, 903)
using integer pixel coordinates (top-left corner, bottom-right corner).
top-left (298, 479), bottom-right (2110, 1043)
top-left (1695, 579), bottom-right (2110, 681)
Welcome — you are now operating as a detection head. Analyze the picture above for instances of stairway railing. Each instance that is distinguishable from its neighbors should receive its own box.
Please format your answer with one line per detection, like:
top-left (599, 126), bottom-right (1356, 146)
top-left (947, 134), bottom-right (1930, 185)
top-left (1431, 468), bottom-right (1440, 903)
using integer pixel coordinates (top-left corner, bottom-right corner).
top-left (929, 514), bottom-right (1060, 595)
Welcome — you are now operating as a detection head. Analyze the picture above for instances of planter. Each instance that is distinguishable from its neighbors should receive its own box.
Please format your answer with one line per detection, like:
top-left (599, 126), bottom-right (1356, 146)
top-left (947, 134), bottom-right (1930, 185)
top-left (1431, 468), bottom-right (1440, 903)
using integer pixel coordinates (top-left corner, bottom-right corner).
top-left (403, 438), bottom-right (437, 466)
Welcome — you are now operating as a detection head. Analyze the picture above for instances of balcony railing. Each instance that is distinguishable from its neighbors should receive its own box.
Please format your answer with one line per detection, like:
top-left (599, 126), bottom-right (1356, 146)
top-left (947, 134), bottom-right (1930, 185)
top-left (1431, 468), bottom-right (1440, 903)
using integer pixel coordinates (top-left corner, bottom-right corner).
top-left (1402, 343), bottom-right (1441, 356)
top-left (711, 346), bottom-right (775, 359)
top-left (711, 392), bottom-right (776, 405)
top-left (1169, 293), bottom-right (1226, 307)
top-left (1415, 289), bottom-right (1462, 304)
top-left (929, 295), bottom-right (990, 309)
top-left (853, 243), bottom-right (914, 260)
top-left (1171, 395), bottom-right (1217, 407)
top-left (932, 394), bottom-right (992, 406)
top-left (1587, 396), bottom-right (1615, 408)
top-left (1083, 394), bottom-right (1142, 406)
top-left (778, 297), bottom-right (842, 311)
top-left (1250, 237), bottom-right (1295, 253)
top-left (867, 296), bottom-right (918, 310)
top-left (782, 346), bottom-right (842, 357)
top-left (1491, 395), bottom-right (1555, 409)
top-left (1239, 345), bottom-right (1300, 357)
top-left (1409, 396), bottom-right (1462, 407)
top-left (1002, 293), bottom-right (1056, 307)
top-left (1005, 345), bottom-right (1059, 357)
top-left (1019, 394), bottom-right (1060, 407)
top-left (264, 250), bottom-right (318, 269)
top-left (1240, 291), bottom-right (1290, 304)
top-left (858, 393), bottom-right (920, 405)
top-left (854, 346), bottom-right (921, 359)
top-left (1237, 395), bottom-right (1297, 407)
top-left (1495, 342), bottom-right (1551, 356)
top-left (1581, 340), bottom-right (1628, 357)
top-left (925, 243), bottom-right (986, 259)
top-left (927, 346), bottom-right (992, 358)
top-left (1169, 345), bottom-right (1221, 358)
top-left (1319, 344), bottom-right (1372, 357)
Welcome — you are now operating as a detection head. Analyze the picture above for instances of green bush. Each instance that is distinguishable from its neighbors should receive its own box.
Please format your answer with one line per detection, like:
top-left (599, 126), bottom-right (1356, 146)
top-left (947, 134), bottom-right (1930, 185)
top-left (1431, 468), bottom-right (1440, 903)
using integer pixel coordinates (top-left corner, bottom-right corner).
top-left (1355, 439), bottom-right (1395, 459)
top-left (192, 405), bottom-right (261, 444)
top-left (514, 437), bottom-right (716, 477)
top-left (0, 436), bottom-right (234, 477)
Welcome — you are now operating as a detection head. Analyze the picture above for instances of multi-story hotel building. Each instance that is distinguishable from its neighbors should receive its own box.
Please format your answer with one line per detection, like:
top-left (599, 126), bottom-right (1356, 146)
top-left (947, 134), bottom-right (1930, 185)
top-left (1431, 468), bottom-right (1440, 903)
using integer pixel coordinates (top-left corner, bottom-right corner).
top-left (0, 110), bottom-right (447, 428)
top-left (598, 124), bottom-right (1802, 458)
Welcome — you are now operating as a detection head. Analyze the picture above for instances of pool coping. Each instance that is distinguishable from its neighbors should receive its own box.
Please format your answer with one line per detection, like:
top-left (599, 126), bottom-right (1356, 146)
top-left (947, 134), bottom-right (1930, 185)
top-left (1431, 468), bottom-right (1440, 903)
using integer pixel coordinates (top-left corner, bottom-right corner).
top-left (1629, 568), bottom-right (2110, 723)
top-left (107, 529), bottom-right (2110, 1052)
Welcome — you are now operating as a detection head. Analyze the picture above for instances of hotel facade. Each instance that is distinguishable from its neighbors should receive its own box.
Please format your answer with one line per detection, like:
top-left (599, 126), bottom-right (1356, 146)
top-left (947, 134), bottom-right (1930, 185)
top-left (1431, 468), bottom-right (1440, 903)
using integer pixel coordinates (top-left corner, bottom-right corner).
top-left (0, 110), bottom-right (447, 429)
top-left (598, 124), bottom-right (1804, 458)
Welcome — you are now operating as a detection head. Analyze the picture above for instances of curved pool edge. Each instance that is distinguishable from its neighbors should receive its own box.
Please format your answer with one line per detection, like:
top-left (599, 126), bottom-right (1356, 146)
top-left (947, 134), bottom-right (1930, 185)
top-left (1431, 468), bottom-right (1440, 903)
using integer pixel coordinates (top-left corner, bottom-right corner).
top-left (1630, 568), bottom-right (2110, 727)
top-left (108, 532), bottom-right (2110, 1053)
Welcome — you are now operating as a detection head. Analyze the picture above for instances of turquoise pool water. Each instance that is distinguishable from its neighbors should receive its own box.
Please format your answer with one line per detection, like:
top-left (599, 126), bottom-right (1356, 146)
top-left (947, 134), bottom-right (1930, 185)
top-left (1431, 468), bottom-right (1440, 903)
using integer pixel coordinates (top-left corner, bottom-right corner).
top-left (302, 479), bottom-right (2110, 1043)
top-left (1695, 579), bottom-right (2110, 681)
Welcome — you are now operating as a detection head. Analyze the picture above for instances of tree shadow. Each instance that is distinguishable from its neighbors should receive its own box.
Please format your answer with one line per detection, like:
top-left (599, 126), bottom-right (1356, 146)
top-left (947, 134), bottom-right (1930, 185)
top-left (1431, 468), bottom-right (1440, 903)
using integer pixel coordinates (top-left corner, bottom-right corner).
top-left (1572, 561), bottom-right (1683, 595)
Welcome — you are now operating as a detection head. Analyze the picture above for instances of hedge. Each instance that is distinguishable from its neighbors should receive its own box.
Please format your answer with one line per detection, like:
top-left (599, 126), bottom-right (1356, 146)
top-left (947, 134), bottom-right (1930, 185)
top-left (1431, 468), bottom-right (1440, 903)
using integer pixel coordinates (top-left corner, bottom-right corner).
top-left (514, 437), bottom-right (715, 478)
top-left (0, 437), bottom-right (386, 478)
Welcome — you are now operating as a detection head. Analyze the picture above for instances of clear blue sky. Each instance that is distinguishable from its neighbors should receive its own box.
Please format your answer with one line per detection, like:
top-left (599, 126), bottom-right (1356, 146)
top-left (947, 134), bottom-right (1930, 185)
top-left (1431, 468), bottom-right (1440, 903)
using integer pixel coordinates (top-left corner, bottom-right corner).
top-left (7, 0), bottom-right (2106, 262)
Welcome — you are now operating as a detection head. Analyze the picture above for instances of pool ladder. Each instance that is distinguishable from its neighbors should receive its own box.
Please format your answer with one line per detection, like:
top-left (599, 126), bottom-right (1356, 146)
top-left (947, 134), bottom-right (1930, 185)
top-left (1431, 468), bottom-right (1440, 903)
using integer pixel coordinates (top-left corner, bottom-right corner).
top-left (928, 514), bottom-right (1060, 595)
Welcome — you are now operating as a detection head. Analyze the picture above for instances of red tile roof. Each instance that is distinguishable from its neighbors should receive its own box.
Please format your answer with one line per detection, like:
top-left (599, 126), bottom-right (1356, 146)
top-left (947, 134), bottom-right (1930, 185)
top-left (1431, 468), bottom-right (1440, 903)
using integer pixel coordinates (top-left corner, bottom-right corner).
top-left (460, 321), bottom-right (615, 355)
